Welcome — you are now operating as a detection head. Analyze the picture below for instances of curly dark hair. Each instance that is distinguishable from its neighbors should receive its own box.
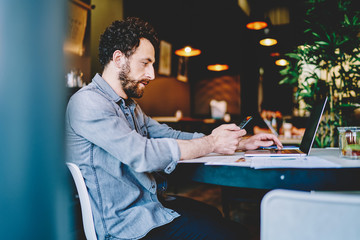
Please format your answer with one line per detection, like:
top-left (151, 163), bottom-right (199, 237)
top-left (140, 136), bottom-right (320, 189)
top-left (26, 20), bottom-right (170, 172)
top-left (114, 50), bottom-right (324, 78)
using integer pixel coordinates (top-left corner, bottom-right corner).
top-left (98, 17), bottom-right (159, 68)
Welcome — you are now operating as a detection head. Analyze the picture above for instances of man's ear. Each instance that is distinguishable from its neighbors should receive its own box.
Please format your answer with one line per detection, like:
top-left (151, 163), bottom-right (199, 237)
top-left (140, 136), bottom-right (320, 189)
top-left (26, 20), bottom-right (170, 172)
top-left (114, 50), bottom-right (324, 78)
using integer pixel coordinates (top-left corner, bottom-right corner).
top-left (112, 50), bottom-right (126, 68)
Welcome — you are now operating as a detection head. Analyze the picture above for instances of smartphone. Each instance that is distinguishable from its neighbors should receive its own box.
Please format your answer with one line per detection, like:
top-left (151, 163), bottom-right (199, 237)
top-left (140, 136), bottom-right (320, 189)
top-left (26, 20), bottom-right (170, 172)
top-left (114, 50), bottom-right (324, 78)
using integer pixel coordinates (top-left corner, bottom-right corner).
top-left (238, 116), bottom-right (253, 129)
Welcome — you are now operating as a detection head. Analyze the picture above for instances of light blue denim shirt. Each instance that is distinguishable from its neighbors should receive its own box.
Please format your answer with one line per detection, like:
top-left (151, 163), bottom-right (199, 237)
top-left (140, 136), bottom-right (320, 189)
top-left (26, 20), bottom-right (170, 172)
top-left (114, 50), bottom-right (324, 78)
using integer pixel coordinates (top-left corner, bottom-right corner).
top-left (65, 73), bottom-right (204, 240)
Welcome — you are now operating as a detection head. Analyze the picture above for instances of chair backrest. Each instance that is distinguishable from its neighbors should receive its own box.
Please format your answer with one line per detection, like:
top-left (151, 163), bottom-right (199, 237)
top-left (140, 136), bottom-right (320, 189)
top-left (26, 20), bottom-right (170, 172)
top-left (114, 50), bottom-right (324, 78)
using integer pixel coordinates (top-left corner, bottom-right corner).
top-left (261, 189), bottom-right (360, 240)
top-left (66, 162), bottom-right (97, 240)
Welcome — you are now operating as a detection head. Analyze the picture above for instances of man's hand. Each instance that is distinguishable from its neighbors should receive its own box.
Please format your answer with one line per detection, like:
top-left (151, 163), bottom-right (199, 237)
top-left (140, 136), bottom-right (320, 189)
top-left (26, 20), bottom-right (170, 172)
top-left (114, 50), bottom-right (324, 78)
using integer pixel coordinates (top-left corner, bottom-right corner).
top-left (210, 124), bottom-right (246, 154)
top-left (238, 133), bottom-right (283, 151)
top-left (176, 124), bottom-right (246, 160)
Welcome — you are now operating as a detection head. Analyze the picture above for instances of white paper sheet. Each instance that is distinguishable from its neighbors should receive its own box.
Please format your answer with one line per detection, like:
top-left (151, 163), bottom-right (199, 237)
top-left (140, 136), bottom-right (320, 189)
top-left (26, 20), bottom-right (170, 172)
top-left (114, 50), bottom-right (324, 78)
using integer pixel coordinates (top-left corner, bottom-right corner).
top-left (179, 152), bottom-right (342, 169)
top-left (205, 155), bottom-right (251, 167)
top-left (179, 152), bottom-right (246, 164)
top-left (249, 156), bottom-right (341, 169)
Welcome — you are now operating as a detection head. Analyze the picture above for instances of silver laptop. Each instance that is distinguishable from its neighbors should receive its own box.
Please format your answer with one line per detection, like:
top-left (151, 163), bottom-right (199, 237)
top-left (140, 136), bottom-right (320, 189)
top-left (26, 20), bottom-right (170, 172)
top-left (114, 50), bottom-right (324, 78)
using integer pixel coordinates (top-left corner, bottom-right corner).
top-left (245, 96), bottom-right (328, 157)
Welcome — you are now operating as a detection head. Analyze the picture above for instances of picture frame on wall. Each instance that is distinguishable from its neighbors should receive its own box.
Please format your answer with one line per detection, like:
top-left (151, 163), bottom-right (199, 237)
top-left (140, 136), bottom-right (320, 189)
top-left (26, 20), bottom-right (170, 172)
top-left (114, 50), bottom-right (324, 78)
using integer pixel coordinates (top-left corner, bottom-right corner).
top-left (158, 40), bottom-right (172, 76)
top-left (64, 1), bottom-right (88, 56)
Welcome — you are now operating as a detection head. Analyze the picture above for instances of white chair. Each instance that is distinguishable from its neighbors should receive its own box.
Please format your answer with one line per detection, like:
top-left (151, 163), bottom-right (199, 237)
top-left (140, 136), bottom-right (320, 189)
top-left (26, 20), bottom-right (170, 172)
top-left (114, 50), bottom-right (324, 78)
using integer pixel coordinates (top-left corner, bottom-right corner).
top-left (261, 189), bottom-right (360, 240)
top-left (66, 162), bottom-right (97, 240)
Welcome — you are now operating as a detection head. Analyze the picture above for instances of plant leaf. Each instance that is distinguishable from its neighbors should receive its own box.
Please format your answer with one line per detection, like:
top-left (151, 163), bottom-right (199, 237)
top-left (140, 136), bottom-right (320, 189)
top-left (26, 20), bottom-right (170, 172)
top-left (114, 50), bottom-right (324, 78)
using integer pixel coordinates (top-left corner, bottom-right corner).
top-left (315, 41), bottom-right (329, 46)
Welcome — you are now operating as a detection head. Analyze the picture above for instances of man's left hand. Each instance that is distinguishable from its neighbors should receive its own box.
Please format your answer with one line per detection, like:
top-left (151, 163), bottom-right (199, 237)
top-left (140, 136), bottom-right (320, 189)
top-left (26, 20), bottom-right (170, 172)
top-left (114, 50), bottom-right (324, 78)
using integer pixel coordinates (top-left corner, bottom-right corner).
top-left (238, 133), bottom-right (283, 150)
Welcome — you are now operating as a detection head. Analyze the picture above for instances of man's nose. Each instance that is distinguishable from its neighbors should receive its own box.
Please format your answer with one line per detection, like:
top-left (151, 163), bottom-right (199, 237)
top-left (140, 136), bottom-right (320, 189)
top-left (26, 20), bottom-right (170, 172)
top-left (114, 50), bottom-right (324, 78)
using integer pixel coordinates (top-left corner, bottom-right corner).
top-left (146, 65), bottom-right (155, 80)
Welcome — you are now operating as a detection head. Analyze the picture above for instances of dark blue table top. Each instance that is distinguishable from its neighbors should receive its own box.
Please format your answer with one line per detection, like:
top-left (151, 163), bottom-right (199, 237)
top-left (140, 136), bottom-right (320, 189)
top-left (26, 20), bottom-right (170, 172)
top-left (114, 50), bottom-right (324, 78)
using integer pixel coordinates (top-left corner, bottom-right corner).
top-left (170, 149), bottom-right (360, 191)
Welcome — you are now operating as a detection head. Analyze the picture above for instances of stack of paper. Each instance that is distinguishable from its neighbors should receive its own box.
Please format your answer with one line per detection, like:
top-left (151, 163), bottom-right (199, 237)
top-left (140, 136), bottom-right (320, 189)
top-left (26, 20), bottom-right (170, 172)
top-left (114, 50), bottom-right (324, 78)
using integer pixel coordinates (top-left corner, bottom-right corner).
top-left (248, 156), bottom-right (341, 169)
top-left (181, 153), bottom-right (341, 169)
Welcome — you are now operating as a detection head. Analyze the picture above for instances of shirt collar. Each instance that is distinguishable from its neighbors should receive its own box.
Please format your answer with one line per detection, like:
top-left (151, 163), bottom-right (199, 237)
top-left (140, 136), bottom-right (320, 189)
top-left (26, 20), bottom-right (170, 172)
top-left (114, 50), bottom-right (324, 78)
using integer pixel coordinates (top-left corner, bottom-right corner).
top-left (92, 73), bottom-right (137, 109)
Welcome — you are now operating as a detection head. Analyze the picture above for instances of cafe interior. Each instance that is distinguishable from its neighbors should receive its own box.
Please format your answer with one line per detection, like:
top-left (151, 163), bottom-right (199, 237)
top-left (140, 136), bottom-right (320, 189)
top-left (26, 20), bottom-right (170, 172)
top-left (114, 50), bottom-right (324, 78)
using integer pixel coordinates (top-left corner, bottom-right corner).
top-left (1, 0), bottom-right (360, 239)
top-left (66, 0), bottom-right (305, 131)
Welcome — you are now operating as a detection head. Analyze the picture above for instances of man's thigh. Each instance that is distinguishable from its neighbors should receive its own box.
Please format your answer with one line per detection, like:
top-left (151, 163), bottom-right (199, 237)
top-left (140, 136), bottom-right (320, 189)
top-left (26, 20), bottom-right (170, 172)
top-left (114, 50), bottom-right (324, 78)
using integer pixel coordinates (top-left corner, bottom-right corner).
top-left (161, 195), bottom-right (223, 218)
top-left (143, 196), bottom-right (250, 240)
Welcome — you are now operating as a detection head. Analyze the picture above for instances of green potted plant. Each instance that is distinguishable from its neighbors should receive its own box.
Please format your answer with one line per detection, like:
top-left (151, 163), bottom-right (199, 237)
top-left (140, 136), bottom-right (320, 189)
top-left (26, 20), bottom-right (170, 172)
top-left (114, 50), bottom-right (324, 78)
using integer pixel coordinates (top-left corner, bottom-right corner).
top-left (279, 0), bottom-right (360, 147)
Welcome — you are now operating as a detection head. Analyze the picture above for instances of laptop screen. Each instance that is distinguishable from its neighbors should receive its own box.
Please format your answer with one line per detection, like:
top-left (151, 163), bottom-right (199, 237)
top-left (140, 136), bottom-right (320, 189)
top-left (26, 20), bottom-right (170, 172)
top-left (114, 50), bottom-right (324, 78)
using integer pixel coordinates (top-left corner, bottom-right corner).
top-left (299, 97), bottom-right (328, 154)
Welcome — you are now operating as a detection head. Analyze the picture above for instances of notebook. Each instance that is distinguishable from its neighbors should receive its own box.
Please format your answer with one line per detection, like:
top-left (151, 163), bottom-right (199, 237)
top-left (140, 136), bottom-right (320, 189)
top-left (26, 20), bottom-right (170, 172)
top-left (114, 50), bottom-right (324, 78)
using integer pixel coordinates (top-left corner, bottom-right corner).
top-left (245, 96), bottom-right (328, 157)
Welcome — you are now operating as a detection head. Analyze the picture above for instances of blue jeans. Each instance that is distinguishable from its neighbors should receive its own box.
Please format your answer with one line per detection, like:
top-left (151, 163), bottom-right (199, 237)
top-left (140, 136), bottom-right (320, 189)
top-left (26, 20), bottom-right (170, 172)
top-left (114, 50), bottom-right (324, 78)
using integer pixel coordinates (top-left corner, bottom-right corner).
top-left (142, 196), bottom-right (250, 240)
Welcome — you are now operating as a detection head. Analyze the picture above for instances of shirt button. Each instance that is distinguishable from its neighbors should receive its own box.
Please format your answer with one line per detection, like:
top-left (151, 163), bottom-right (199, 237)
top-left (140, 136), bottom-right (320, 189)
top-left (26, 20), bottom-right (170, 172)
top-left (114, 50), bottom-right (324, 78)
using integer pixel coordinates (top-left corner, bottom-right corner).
top-left (151, 185), bottom-right (155, 189)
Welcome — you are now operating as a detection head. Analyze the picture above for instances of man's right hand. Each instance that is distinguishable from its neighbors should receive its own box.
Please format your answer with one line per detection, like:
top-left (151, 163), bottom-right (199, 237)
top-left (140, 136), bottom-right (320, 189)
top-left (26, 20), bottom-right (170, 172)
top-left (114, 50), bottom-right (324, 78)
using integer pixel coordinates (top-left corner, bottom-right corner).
top-left (210, 124), bottom-right (246, 154)
top-left (177, 124), bottom-right (245, 160)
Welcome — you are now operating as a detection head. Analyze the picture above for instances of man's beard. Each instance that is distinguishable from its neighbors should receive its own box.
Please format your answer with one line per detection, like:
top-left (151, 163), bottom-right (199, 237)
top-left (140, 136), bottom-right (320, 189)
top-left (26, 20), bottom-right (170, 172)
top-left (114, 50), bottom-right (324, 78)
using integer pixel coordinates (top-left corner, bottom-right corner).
top-left (119, 62), bottom-right (148, 98)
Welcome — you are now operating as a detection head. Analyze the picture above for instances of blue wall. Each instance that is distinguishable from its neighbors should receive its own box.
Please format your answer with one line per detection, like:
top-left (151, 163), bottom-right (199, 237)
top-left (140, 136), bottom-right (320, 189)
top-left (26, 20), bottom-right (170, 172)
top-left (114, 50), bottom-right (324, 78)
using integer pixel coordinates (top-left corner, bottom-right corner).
top-left (0, 0), bottom-right (71, 239)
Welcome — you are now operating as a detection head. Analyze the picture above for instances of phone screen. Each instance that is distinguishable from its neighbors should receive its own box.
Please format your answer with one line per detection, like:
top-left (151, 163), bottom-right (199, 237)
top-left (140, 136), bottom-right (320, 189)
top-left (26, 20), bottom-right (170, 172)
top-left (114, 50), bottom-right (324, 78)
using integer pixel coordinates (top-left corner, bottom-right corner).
top-left (239, 116), bottom-right (253, 129)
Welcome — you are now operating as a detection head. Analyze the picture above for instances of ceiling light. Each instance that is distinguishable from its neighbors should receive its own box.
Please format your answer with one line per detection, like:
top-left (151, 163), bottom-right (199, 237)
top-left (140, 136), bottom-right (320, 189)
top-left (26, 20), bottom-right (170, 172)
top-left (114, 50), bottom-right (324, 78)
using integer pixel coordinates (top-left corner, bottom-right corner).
top-left (260, 38), bottom-right (277, 46)
top-left (246, 7), bottom-right (268, 30)
top-left (270, 52), bottom-right (280, 57)
top-left (246, 21), bottom-right (268, 30)
top-left (175, 46), bottom-right (201, 57)
top-left (207, 64), bottom-right (229, 71)
top-left (275, 59), bottom-right (288, 66)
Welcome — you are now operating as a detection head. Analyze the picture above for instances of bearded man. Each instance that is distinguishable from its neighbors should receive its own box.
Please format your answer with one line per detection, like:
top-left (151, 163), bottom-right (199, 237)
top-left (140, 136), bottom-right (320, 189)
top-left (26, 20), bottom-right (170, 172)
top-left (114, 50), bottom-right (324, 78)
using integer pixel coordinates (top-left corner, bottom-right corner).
top-left (65, 17), bottom-right (282, 240)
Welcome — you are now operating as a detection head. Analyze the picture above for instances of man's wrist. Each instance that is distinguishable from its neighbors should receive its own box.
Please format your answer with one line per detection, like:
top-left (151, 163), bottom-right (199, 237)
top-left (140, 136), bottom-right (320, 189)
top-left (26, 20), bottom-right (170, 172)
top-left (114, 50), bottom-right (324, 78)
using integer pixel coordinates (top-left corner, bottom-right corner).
top-left (237, 138), bottom-right (246, 151)
top-left (204, 135), bottom-right (215, 153)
